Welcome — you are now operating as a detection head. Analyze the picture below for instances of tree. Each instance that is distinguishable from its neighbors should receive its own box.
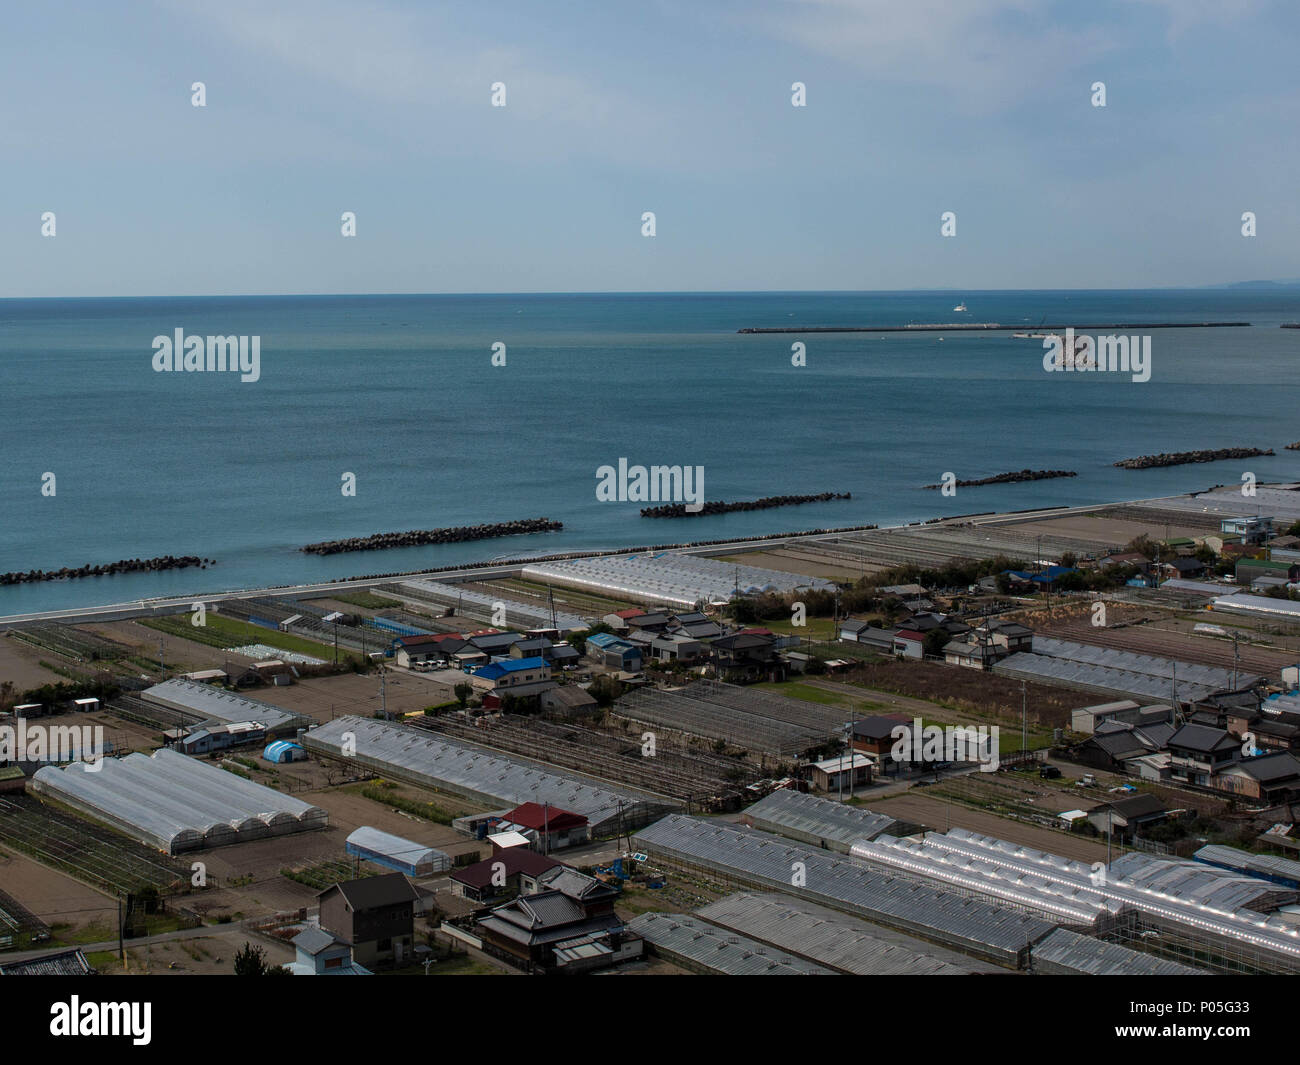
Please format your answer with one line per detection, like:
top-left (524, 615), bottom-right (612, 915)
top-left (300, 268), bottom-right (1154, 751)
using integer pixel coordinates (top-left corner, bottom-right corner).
top-left (453, 682), bottom-right (473, 709)
top-left (922, 629), bottom-right (951, 658)
top-left (234, 942), bottom-right (282, 976)
top-left (589, 675), bottom-right (622, 707)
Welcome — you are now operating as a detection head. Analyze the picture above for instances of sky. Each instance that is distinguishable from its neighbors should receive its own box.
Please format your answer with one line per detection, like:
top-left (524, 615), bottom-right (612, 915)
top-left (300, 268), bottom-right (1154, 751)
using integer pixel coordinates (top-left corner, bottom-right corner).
top-left (3, 0), bottom-right (1298, 295)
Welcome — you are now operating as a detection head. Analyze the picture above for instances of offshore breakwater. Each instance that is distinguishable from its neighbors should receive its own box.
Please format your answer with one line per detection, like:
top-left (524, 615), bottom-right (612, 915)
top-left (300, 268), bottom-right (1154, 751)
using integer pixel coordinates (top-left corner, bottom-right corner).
top-left (301, 518), bottom-right (563, 556)
top-left (922, 470), bottom-right (1075, 489)
top-left (640, 491), bottom-right (851, 518)
top-left (0, 555), bottom-right (213, 586)
top-left (738, 322), bottom-right (1251, 333)
top-left (1114, 447), bottom-right (1274, 470)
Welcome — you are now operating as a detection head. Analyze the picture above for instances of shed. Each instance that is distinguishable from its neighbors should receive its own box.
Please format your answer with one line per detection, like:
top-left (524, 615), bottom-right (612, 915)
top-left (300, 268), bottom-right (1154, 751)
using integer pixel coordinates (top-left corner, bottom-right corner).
top-left (263, 740), bottom-right (308, 764)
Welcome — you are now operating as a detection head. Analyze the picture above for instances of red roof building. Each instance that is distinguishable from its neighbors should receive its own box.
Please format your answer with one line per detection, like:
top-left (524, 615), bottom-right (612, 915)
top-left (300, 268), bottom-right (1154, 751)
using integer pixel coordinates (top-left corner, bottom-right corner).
top-left (496, 803), bottom-right (590, 851)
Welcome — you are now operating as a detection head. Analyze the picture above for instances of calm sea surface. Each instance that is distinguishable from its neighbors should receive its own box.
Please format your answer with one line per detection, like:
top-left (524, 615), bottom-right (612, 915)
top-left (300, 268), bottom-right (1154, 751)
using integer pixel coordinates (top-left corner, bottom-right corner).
top-left (3, 289), bottom-right (1298, 613)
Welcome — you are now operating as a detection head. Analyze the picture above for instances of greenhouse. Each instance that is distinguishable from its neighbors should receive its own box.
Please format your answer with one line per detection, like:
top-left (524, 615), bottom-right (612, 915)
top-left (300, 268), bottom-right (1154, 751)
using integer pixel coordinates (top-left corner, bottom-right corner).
top-left (141, 678), bottom-right (309, 734)
top-left (628, 912), bottom-right (831, 975)
top-left (31, 747), bottom-right (327, 854)
top-left (742, 789), bottom-right (909, 853)
top-left (302, 716), bottom-right (678, 835)
top-left (632, 814), bottom-right (1058, 967)
top-left (695, 892), bottom-right (989, 975)
top-left (521, 551), bottom-right (834, 610)
top-left (345, 826), bottom-right (452, 877)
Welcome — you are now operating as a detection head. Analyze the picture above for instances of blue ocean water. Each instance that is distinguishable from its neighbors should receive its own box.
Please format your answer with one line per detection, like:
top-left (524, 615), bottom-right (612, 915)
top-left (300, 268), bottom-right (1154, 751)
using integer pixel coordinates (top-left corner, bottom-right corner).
top-left (2, 289), bottom-right (1298, 614)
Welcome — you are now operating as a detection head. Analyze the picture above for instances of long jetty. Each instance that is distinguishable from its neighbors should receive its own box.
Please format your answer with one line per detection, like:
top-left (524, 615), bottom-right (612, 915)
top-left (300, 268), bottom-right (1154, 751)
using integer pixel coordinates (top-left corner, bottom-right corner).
top-left (738, 322), bottom-right (1250, 334)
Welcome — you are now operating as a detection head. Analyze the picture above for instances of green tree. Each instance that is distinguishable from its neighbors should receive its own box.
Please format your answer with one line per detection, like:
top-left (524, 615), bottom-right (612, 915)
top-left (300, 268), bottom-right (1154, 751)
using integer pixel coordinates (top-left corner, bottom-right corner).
top-left (234, 942), bottom-right (282, 976)
top-left (453, 682), bottom-right (473, 709)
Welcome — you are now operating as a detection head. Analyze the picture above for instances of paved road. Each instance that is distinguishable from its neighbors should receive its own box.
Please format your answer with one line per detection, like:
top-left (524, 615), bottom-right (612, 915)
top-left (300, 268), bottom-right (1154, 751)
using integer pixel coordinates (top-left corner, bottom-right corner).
top-left (0, 923), bottom-right (219, 965)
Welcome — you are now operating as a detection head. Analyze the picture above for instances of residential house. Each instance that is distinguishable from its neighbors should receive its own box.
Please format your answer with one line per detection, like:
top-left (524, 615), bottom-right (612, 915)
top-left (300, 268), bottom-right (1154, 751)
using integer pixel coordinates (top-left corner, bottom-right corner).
top-left (449, 849), bottom-right (563, 903)
top-left (1221, 516), bottom-right (1275, 545)
top-left (710, 631), bottom-right (779, 676)
top-left (469, 656), bottom-right (553, 697)
top-left (539, 685), bottom-right (599, 718)
top-left (586, 632), bottom-right (642, 672)
top-left (1166, 723), bottom-right (1242, 787)
top-left (1214, 753), bottom-right (1300, 804)
top-left (494, 802), bottom-right (590, 851)
top-left (317, 873), bottom-right (420, 968)
top-left (285, 927), bottom-right (372, 976)
top-left (1086, 794), bottom-right (1169, 841)
top-left (806, 753), bottom-right (873, 791)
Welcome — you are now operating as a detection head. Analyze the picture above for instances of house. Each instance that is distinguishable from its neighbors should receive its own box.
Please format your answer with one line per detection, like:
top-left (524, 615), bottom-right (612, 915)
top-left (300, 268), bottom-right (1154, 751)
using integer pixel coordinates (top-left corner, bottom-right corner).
top-left (393, 633), bottom-right (461, 668)
top-left (1221, 516), bottom-right (1275, 544)
top-left (710, 631), bottom-right (778, 674)
top-left (978, 620), bottom-right (1034, 654)
top-left (1086, 794), bottom-right (1168, 840)
top-left (850, 716), bottom-right (911, 760)
top-left (476, 890), bottom-right (635, 973)
top-left (494, 802), bottom-right (590, 851)
top-left (806, 753), bottom-right (873, 791)
top-left (1161, 556), bottom-right (1207, 580)
top-left (667, 612), bottom-right (724, 639)
top-left (1070, 700), bottom-right (1143, 734)
top-left (585, 632), bottom-right (642, 672)
top-left (1166, 723), bottom-right (1242, 786)
top-left (250, 660), bottom-right (295, 685)
top-left (549, 644), bottom-right (581, 669)
top-left (1268, 535), bottom-right (1300, 564)
top-left (449, 849), bottom-right (564, 903)
top-left (1098, 552), bottom-right (1152, 573)
top-left (221, 661), bottom-right (261, 688)
top-left (624, 612), bottom-right (671, 634)
top-left (466, 631), bottom-right (528, 657)
top-left (469, 656), bottom-right (553, 695)
top-left (943, 641), bottom-right (1000, 670)
top-left (838, 618), bottom-right (872, 642)
top-left (539, 685), bottom-right (599, 718)
top-left (317, 873), bottom-right (420, 968)
top-left (649, 633), bottom-right (705, 663)
top-left (840, 623), bottom-right (896, 652)
top-left (178, 720), bottom-right (267, 755)
top-left (891, 629), bottom-right (925, 659)
top-left (1214, 753), bottom-right (1300, 804)
top-left (510, 637), bottom-right (555, 662)
top-left (602, 609), bottom-right (648, 633)
top-left (285, 927), bottom-right (372, 975)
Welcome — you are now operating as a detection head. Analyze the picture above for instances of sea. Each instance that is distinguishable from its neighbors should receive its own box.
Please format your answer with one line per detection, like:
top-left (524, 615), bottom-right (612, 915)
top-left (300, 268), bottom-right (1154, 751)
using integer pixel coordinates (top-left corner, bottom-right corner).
top-left (2, 289), bottom-right (1298, 615)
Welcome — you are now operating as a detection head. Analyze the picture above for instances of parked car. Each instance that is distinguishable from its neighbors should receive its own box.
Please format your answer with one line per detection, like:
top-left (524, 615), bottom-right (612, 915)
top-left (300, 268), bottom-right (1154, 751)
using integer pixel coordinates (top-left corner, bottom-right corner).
top-left (1039, 765), bottom-right (1062, 779)
top-left (1079, 774), bottom-right (1097, 787)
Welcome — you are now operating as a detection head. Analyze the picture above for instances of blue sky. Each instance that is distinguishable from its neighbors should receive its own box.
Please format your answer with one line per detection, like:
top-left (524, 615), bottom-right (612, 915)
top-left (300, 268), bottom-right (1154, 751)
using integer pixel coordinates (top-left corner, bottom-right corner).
top-left (4, 0), bottom-right (1298, 295)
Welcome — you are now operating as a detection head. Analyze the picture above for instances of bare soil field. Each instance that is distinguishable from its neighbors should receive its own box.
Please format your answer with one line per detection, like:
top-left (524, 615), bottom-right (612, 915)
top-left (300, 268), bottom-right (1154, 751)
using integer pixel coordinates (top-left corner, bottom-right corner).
top-left (235, 669), bottom-right (458, 723)
top-left (91, 618), bottom-right (239, 673)
top-left (1005, 513), bottom-right (1206, 544)
top-left (0, 846), bottom-right (117, 932)
top-left (180, 780), bottom-right (489, 920)
top-left (107, 929), bottom-right (294, 976)
top-left (869, 792), bottom-right (1110, 862)
top-left (835, 659), bottom-right (1077, 730)
top-left (0, 635), bottom-right (72, 690)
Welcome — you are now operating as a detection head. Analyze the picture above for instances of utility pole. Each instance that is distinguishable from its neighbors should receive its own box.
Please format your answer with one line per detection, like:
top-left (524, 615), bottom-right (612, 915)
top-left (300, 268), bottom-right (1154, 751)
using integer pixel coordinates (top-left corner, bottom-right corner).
top-left (158, 636), bottom-right (165, 677)
top-left (1021, 679), bottom-right (1028, 756)
top-left (379, 667), bottom-right (388, 720)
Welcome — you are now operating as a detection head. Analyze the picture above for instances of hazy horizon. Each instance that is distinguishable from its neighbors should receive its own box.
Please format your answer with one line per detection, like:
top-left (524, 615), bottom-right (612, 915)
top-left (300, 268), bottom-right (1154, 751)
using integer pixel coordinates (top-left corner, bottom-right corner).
top-left (6, 1), bottom-right (1299, 298)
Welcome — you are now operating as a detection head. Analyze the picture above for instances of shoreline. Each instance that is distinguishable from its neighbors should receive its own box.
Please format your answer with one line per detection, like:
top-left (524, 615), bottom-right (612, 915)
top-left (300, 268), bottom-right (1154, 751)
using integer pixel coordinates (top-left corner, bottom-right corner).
top-left (0, 484), bottom-right (1250, 629)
